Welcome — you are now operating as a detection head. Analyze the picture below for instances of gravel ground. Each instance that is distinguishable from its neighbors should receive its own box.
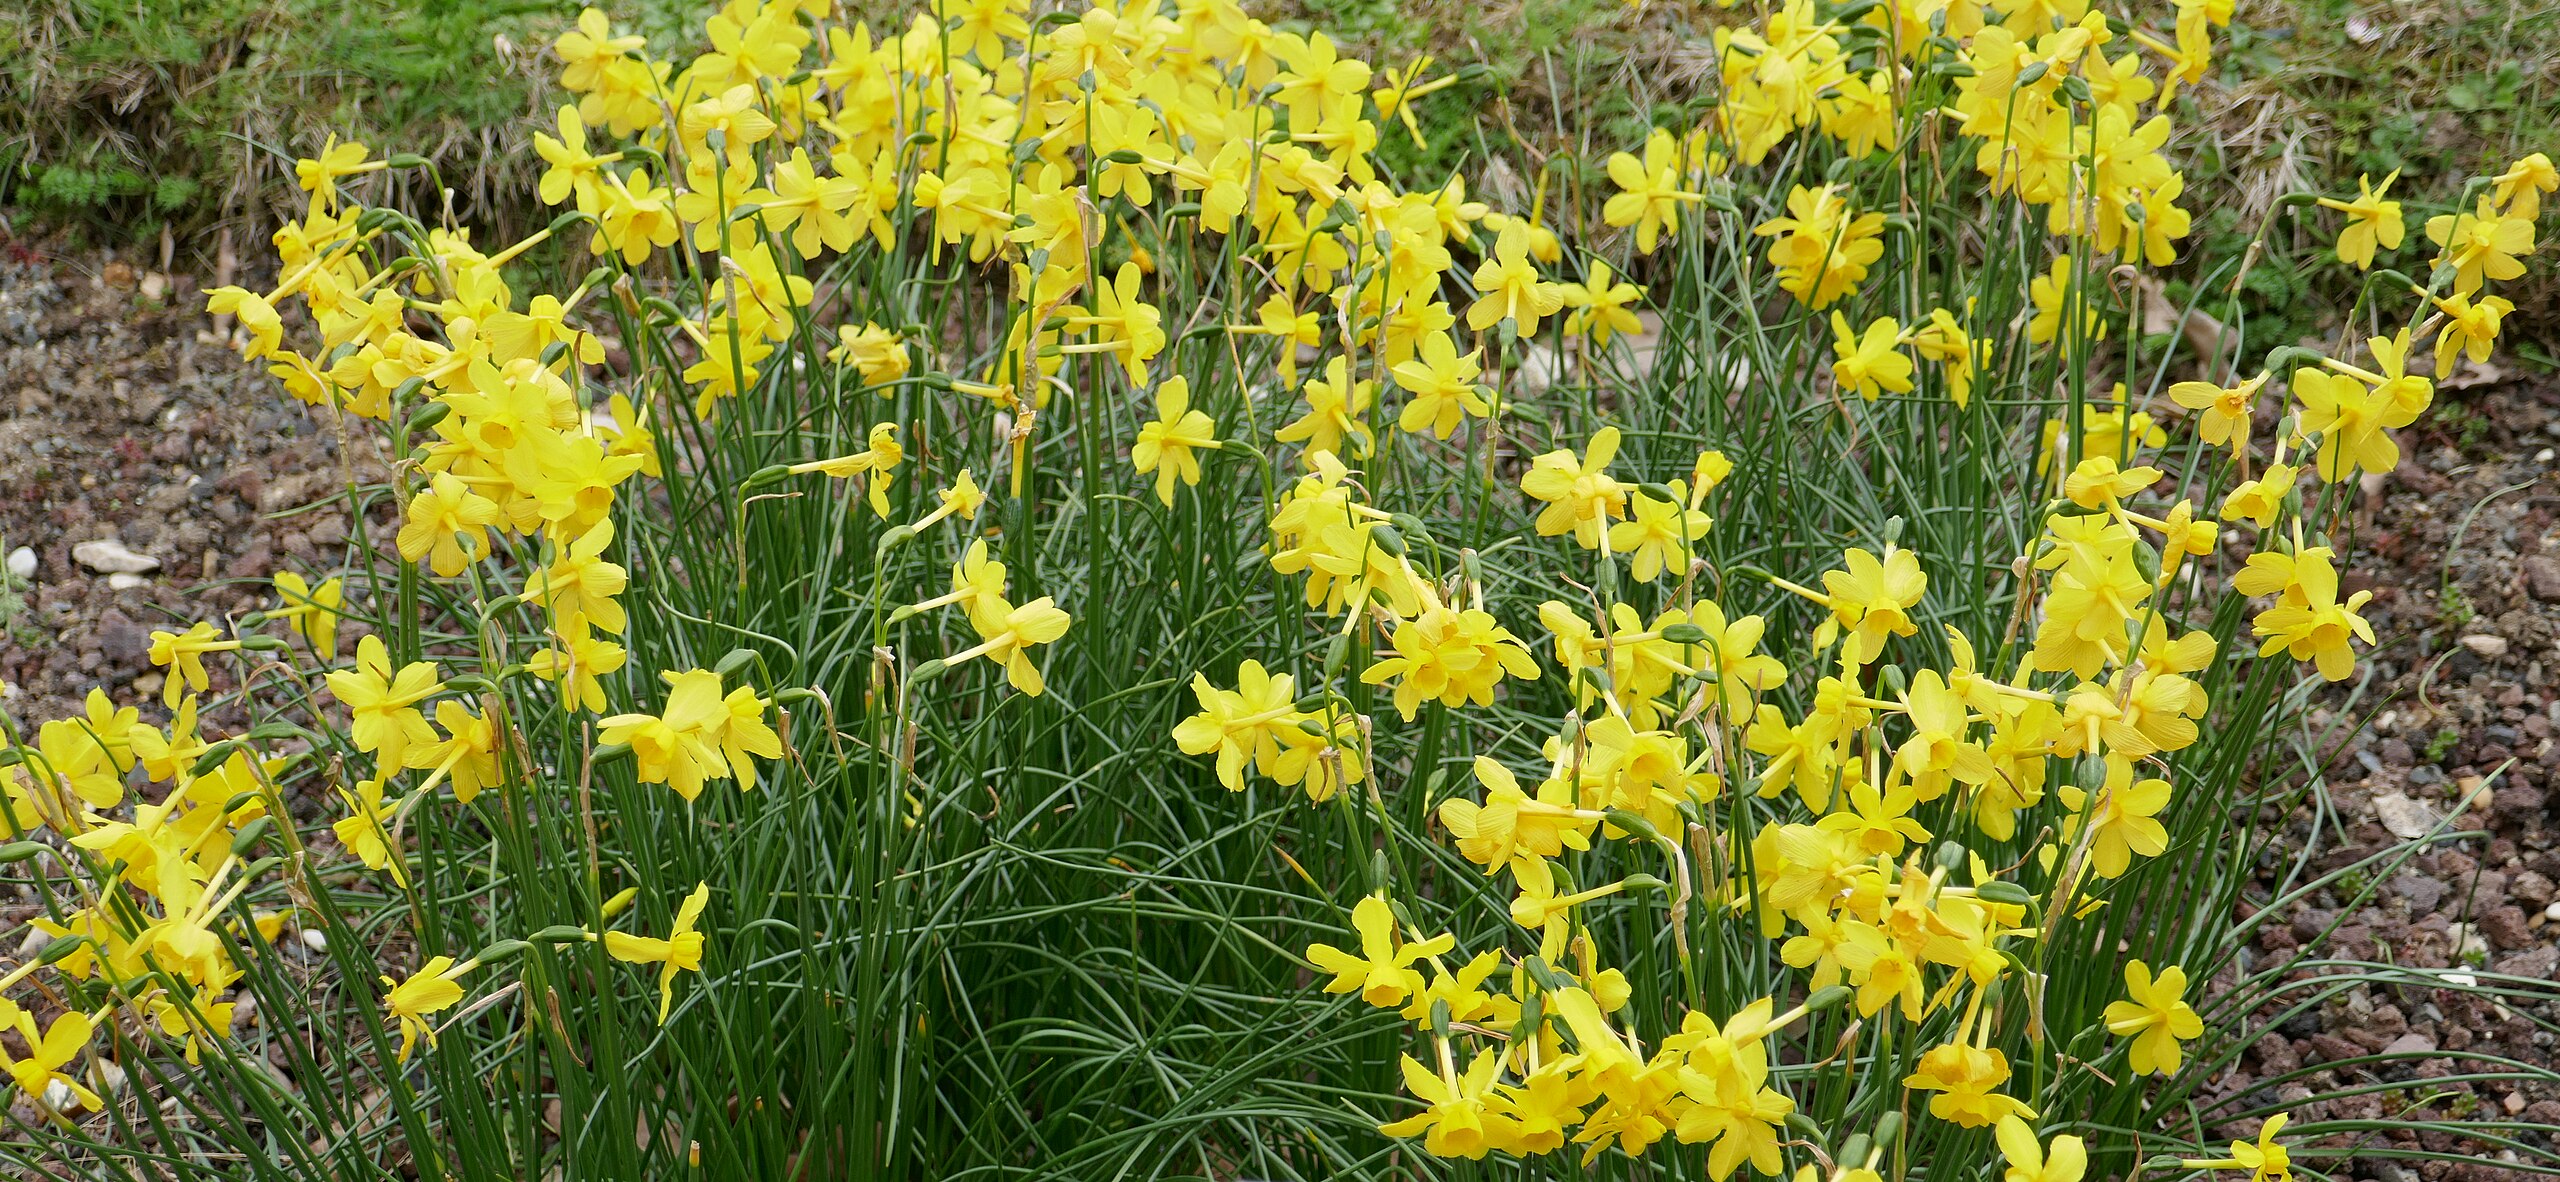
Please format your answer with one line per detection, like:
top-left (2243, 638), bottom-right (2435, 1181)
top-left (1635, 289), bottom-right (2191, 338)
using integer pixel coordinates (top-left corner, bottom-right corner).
top-left (0, 241), bottom-right (2554, 1170)
top-left (0, 244), bottom-right (394, 729)
top-left (2214, 380), bottom-right (2560, 1176)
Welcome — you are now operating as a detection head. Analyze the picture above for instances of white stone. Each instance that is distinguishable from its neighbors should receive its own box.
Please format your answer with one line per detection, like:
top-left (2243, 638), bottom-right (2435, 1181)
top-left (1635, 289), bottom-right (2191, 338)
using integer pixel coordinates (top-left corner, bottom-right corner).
top-left (107, 572), bottom-right (148, 591)
top-left (300, 928), bottom-right (328, 953)
top-left (2460, 634), bottom-right (2509, 657)
top-left (4, 546), bottom-right (32, 580)
top-left (71, 539), bottom-right (158, 574)
top-left (2372, 791), bottom-right (2440, 840)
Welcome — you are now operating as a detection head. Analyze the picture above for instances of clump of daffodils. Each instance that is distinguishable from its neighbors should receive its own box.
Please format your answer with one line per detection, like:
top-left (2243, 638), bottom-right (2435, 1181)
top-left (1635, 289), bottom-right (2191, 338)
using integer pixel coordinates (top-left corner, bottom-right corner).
top-left (1, 0), bottom-right (2541, 1173)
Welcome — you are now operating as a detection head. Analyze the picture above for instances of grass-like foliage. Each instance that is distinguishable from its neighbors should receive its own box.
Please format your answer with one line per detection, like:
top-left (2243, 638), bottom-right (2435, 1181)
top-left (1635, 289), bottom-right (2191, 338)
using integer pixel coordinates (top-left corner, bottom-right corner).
top-left (1, 0), bottom-right (2554, 1179)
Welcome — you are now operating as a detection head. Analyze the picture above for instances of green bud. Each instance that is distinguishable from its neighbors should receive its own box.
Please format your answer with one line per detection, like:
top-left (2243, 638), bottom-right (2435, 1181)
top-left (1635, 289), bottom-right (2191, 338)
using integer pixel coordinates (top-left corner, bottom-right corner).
top-left (714, 648), bottom-right (759, 679)
top-left (39, 936), bottom-right (93, 965)
top-left (1367, 523), bottom-right (1407, 557)
top-left (1934, 840), bottom-right (1968, 873)
top-left (403, 399), bottom-right (451, 434)
top-left (1806, 984), bottom-right (1855, 1012)
top-left (228, 817), bottom-right (274, 857)
top-left (1872, 1112), bottom-right (1904, 1149)
top-left (1976, 880), bottom-right (2034, 906)
top-left (530, 924), bottom-right (592, 944)
top-left (1604, 810), bottom-right (1665, 842)
top-left (475, 939), bottom-right (532, 963)
top-left (189, 741), bottom-right (247, 779)
top-left (1659, 622), bottom-right (1709, 645)
top-left (0, 841), bottom-right (46, 865)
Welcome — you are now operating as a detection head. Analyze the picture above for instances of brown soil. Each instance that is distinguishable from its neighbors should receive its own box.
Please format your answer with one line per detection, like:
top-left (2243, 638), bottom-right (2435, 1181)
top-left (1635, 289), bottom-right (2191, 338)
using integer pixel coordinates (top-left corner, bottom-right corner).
top-left (0, 237), bottom-right (393, 730)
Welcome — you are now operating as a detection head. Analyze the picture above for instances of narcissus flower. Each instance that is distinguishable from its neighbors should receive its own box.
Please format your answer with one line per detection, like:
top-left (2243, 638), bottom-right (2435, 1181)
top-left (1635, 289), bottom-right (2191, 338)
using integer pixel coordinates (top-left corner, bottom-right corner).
top-left (1132, 376), bottom-right (1220, 505)
top-left (1360, 601), bottom-right (1542, 720)
top-left (830, 322), bottom-right (912, 386)
top-left (381, 955), bottom-right (473, 1062)
top-left (1609, 481), bottom-right (1710, 583)
top-left (148, 622), bottom-right (241, 709)
top-left (1559, 258), bottom-right (1646, 345)
top-left (1604, 129), bottom-right (1705, 255)
top-left (1378, 1049), bottom-right (1512, 1159)
top-left (944, 595), bottom-right (1074, 696)
top-left (397, 472), bottom-right (503, 576)
top-left (2246, 546), bottom-right (2374, 680)
top-left (1466, 220), bottom-right (1567, 336)
top-left (2315, 172), bottom-right (2403, 270)
top-left (271, 571), bottom-right (346, 659)
top-left (1275, 355), bottom-right (1376, 458)
top-left (2490, 152), bottom-right (2558, 220)
top-left (2058, 758), bottom-right (2172, 878)
top-left (2427, 290), bottom-right (2512, 378)
top-left (1755, 185), bottom-right (1886, 309)
top-left (1997, 1116), bottom-right (2088, 1182)
top-left (326, 635), bottom-right (444, 775)
top-left (2184, 1115), bottom-right (2294, 1182)
top-left (2424, 197), bottom-right (2536, 295)
top-left (2166, 371), bottom-right (2267, 457)
top-left (1306, 894), bottom-right (1452, 1008)
top-left (1520, 426), bottom-right (1629, 550)
top-left (1901, 1042), bottom-right (2032, 1127)
top-left (2104, 959), bottom-right (2204, 1075)
top-left (1391, 333), bottom-right (1490, 439)
top-left (607, 881), bottom-right (710, 1023)
top-left (1830, 313), bottom-right (1913, 401)
top-left (1, 1012), bottom-right (102, 1111)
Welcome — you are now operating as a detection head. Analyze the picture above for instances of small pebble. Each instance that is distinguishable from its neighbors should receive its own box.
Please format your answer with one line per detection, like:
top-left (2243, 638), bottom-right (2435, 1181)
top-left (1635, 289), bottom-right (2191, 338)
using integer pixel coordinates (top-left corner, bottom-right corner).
top-left (106, 572), bottom-right (148, 591)
top-left (2546, 902), bottom-right (2560, 922)
top-left (4, 546), bottom-right (32, 580)
top-left (71, 538), bottom-right (159, 574)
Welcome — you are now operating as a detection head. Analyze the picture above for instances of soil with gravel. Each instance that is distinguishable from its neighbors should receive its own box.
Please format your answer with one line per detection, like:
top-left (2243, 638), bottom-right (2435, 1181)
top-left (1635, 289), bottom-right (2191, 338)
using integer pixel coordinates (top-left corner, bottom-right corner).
top-left (1, 238), bottom-right (2555, 1171)
top-left (0, 240), bottom-right (395, 730)
top-left (2198, 380), bottom-right (2560, 1178)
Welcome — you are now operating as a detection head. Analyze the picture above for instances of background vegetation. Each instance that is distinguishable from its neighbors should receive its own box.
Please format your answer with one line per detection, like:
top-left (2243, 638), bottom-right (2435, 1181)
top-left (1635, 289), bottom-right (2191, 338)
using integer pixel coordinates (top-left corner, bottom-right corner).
top-left (9, 0), bottom-right (2560, 354)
